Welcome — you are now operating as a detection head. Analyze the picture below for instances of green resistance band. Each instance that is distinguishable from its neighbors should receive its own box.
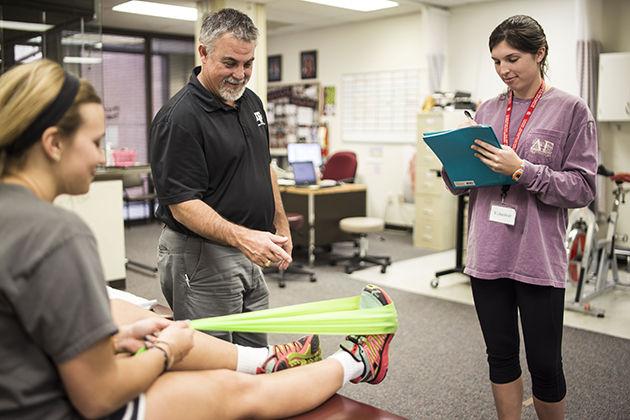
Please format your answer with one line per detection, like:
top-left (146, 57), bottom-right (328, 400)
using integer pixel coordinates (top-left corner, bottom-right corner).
top-left (190, 294), bottom-right (398, 335)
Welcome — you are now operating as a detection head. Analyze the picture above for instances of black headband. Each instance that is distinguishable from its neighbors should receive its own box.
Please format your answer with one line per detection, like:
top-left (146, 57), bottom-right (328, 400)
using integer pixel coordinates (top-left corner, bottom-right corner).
top-left (5, 72), bottom-right (80, 156)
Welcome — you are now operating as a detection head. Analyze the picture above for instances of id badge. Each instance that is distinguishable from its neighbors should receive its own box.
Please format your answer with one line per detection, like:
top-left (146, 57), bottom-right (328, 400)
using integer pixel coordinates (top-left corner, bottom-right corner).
top-left (489, 201), bottom-right (517, 226)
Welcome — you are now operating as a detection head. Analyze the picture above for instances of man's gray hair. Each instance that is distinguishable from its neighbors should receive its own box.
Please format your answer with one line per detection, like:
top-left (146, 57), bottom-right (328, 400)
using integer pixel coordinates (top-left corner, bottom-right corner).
top-left (199, 8), bottom-right (258, 52)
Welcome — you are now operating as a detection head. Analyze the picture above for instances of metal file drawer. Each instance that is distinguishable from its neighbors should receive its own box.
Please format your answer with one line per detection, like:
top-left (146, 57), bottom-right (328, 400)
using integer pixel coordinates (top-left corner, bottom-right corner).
top-left (417, 113), bottom-right (444, 134)
top-left (413, 192), bottom-right (457, 251)
top-left (415, 168), bottom-right (448, 196)
top-left (413, 221), bottom-right (455, 250)
top-left (415, 194), bottom-right (456, 219)
top-left (416, 142), bottom-right (442, 170)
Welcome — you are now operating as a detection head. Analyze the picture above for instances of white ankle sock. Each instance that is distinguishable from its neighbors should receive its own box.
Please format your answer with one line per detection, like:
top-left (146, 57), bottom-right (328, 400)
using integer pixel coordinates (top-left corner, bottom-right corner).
top-left (328, 350), bottom-right (364, 385)
top-left (236, 345), bottom-right (270, 374)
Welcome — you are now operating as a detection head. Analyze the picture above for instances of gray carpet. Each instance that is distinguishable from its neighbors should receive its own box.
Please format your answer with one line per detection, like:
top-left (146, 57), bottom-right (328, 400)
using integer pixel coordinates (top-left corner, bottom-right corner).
top-left (123, 222), bottom-right (630, 419)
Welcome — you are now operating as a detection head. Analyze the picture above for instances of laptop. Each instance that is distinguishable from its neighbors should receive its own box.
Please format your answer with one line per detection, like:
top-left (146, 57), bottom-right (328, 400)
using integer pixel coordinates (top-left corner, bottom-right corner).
top-left (291, 161), bottom-right (318, 187)
top-left (287, 143), bottom-right (322, 167)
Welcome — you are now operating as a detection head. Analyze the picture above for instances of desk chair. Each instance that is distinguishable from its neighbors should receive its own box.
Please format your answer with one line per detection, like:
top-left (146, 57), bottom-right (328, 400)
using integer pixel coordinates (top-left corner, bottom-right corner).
top-left (122, 172), bottom-right (158, 274)
top-left (321, 151), bottom-right (357, 183)
top-left (122, 172), bottom-right (156, 221)
top-left (267, 212), bottom-right (317, 288)
top-left (330, 217), bottom-right (391, 274)
top-left (319, 151), bottom-right (359, 254)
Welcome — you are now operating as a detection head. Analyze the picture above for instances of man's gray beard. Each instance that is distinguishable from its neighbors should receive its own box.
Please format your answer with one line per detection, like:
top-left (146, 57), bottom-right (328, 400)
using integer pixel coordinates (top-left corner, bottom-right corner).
top-left (219, 84), bottom-right (247, 103)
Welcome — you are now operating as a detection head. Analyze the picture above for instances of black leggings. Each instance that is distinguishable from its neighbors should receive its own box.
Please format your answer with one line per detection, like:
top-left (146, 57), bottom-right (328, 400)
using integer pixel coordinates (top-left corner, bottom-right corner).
top-left (470, 277), bottom-right (566, 403)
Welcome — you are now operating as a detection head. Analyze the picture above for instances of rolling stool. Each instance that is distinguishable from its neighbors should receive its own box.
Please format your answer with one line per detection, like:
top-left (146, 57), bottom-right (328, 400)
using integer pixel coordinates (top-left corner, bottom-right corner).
top-left (330, 217), bottom-right (391, 274)
top-left (268, 212), bottom-right (317, 288)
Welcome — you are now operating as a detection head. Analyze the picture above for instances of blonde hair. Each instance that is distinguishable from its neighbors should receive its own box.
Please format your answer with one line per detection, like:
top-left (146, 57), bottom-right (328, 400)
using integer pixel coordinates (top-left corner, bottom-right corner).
top-left (0, 59), bottom-right (102, 175)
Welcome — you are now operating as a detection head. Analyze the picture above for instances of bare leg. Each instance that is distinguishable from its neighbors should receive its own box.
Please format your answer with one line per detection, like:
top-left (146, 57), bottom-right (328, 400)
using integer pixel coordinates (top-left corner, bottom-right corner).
top-left (532, 397), bottom-right (565, 420)
top-left (491, 377), bottom-right (523, 420)
top-left (144, 359), bottom-right (344, 420)
top-left (110, 299), bottom-right (237, 371)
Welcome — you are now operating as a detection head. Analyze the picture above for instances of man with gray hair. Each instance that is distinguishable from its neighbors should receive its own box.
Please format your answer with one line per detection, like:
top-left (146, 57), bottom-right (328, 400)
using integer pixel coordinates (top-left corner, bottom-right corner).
top-left (150, 8), bottom-right (292, 347)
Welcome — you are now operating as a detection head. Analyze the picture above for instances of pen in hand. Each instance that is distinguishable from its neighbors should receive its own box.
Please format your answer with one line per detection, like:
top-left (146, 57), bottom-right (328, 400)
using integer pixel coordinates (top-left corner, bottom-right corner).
top-left (463, 110), bottom-right (478, 128)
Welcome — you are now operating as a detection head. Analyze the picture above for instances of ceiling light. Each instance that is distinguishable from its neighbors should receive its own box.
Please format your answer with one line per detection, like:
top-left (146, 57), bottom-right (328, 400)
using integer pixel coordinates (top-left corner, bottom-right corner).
top-left (298, 0), bottom-right (398, 12)
top-left (62, 33), bottom-right (103, 46)
top-left (63, 56), bottom-right (103, 64)
top-left (112, 1), bottom-right (197, 21)
top-left (0, 20), bottom-right (54, 32)
top-left (102, 34), bottom-right (145, 46)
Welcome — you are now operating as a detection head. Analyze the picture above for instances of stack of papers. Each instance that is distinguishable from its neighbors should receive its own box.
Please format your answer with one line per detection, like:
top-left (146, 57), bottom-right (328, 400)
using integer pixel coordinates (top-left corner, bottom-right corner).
top-left (107, 286), bottom-right (157, 310)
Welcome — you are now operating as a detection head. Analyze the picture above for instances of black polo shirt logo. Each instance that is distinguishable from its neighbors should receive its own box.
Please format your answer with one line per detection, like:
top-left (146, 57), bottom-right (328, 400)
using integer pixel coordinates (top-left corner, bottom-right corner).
top-left (254, 111), bottom-right (266, 127)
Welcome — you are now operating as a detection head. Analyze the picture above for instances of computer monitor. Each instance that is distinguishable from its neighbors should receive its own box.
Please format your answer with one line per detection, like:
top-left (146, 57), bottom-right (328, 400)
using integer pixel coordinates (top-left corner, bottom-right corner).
top-left (291, 161), bottom-right (318, 186)
top-left (287, 143), bottom-right (322, 167)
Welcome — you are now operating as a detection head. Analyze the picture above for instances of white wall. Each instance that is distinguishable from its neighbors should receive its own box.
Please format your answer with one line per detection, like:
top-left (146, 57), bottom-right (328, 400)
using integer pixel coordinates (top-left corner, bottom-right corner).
top-left (268, 0), bottom-right (630, 233)
top-left (268, 12), bottom-right (426, 222)
top-left (601, 0), bottom-right (630, 52)
top-left (448, 0), bottom-right (630, 238)
top-left (599, 0), bottom-right (630, 237)
top-left (447, 0), bottom-right (578, 101)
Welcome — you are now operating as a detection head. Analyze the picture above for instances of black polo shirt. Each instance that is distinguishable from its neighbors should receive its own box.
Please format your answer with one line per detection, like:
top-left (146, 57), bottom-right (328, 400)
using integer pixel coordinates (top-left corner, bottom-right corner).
top-left (150, 66), bottom-right (274, 237)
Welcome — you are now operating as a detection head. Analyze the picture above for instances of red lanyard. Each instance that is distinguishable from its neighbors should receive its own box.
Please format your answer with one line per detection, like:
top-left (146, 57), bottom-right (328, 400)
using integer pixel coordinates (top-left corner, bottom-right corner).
top-left (502, 81), bottom-right (545, 151)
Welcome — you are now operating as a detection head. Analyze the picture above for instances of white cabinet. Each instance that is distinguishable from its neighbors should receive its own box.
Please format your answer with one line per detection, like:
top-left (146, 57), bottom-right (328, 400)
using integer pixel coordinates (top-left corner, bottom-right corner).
top-left (598, 52), bottom-right (630, 122)
top-left (414, 111), bottom-right (460, 250)
top-left (55, 180), bottom-right (126, 283)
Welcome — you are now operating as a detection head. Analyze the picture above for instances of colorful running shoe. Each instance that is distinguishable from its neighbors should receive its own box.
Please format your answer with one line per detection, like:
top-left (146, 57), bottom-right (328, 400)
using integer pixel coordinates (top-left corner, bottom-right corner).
top-left (339, 284), bottom-right (394, 384)
top-left (256, 334), bottom-right (322, 374)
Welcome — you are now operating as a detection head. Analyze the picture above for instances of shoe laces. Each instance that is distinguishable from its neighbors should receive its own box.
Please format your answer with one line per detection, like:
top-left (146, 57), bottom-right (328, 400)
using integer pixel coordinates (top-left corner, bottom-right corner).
top-left (273, 339), bottom-right (304, 359)
top-left (364, 335), bottom-right (385, 362)
top-left (348, 335), bottom-right (384, 365)
top-left (346, 335), bottom-right (364, 346)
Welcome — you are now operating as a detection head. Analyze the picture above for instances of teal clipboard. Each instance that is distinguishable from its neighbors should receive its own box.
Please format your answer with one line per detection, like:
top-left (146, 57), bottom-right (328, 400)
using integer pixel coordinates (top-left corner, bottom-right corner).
top-left (422, 125), bottom-right (515, 189)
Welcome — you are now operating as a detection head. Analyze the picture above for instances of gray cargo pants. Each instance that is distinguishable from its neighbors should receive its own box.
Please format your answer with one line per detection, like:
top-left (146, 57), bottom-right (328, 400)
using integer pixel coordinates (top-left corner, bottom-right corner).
top-left (157, 226), bottom-right (269, 347)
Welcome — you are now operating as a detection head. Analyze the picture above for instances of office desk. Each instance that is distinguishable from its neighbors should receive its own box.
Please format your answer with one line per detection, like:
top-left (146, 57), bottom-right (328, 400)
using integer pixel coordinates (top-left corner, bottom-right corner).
top-left (96, 164), bottom-right (156, 220)
top-left (94, 164), bottom-right (152, 181)
top-left (280, 184), bottom-right (367, 266)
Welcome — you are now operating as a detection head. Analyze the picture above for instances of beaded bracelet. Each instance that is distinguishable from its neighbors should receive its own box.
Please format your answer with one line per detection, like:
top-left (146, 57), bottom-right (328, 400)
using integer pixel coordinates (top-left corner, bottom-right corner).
top-left (151, 342), bottom-right (172, 373)
top-left (154, 340), bottom-right (175, 369)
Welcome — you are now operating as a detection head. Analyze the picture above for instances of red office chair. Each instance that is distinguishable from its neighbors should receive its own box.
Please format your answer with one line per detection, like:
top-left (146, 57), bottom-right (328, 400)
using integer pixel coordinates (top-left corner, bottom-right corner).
top-left (321, 151), bottom-right (357, 183)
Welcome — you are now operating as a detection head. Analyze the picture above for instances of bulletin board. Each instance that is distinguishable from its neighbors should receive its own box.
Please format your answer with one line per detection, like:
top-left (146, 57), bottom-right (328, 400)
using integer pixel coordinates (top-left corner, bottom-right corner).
top-left (341, 68), bottom-right (427, 144)
top-left (267, 83), bottom-right (321, 149)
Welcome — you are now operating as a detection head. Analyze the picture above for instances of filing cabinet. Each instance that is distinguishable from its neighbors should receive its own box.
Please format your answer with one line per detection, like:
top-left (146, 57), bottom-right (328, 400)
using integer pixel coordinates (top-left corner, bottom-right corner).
top-left (414, 111), bottom-right (460, 250)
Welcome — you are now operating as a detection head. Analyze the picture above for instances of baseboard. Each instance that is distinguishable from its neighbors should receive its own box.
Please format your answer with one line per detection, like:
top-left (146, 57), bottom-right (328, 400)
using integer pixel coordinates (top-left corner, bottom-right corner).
top-left (385, 223), bottom-right (413, 232)
top-left (107, 278), bottom-right (126, 290)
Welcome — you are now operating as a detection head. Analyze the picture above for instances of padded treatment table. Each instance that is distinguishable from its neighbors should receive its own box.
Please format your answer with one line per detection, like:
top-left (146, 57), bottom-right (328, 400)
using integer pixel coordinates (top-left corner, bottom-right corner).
top-left (286, 394), bottom-right (405, 419)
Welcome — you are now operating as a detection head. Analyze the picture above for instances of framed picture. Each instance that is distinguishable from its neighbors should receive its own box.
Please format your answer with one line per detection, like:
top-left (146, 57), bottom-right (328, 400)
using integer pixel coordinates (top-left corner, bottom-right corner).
top-left (300, 50), bottom-right (317, 80)
top-left (268, 55), bottom-right (282, 82)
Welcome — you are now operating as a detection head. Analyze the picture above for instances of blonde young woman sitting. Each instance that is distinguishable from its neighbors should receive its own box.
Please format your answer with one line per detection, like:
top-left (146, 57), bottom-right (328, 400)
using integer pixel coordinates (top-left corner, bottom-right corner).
top-left (0, 59), bottom-right (395, 420)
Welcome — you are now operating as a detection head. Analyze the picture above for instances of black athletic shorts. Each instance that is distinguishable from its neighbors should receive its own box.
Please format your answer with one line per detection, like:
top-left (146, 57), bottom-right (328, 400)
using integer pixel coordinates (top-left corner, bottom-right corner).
top-left (103, 394), bottom-right (145, 420)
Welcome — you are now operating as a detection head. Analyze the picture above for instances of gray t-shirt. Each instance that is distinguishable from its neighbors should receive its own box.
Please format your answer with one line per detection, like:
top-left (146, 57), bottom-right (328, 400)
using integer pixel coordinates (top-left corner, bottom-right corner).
top-left (0, 184), bottom-right (118, 420)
